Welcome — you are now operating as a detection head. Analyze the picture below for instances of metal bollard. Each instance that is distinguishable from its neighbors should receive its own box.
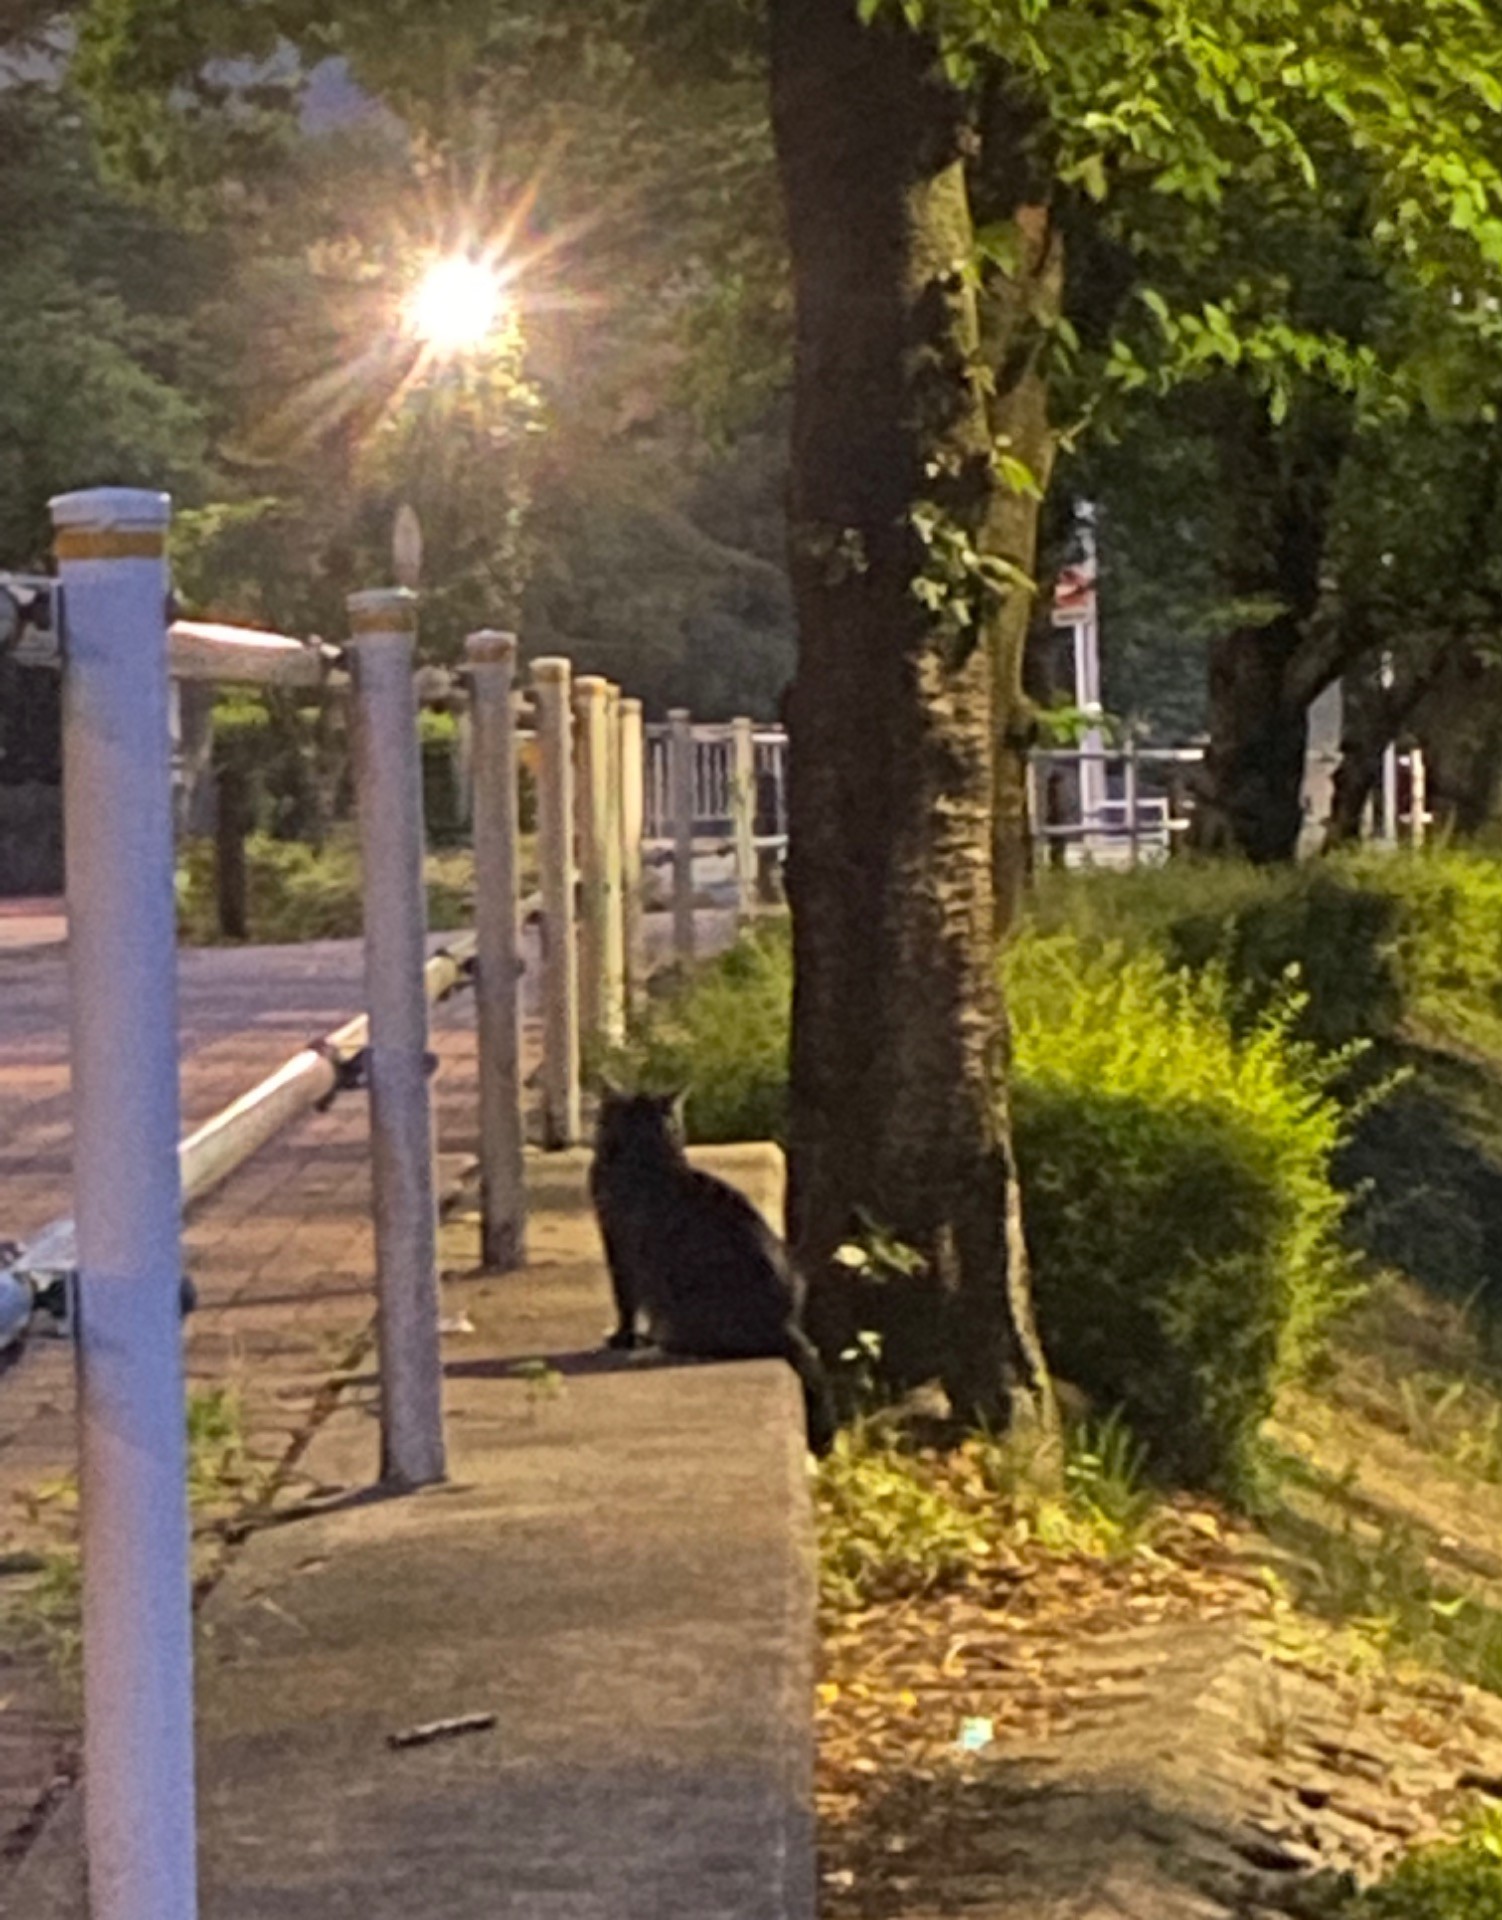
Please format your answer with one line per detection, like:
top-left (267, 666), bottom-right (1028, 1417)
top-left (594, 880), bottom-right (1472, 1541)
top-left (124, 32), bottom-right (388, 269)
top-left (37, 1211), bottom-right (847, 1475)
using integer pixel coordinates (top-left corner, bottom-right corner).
top-left (669, 706), bottom-right (695, 962)
top-left (602, 683), bottom-right (627, 1046)
top-left (465, 631), bottom-right (526, 1271)
top-left (731, 715), bottom-right (757, 922)
top-left (533, 658), bottom-right (581, 1146)
top-left (573, 675), bottom-right (611, 1052)
top-left (346, 587), bottom-right (446, 1489)
top-left (619, 697), bottom-right (646, 1011)
top-left (53, 486), bottom-right (199, 1920)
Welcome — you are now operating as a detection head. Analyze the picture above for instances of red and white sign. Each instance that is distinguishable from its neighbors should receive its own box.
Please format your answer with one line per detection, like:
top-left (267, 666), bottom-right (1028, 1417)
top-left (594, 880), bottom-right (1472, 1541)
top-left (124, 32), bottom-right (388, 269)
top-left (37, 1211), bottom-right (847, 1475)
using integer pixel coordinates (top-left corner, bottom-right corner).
top-left (1052, 561), bottom-right (1097, 628)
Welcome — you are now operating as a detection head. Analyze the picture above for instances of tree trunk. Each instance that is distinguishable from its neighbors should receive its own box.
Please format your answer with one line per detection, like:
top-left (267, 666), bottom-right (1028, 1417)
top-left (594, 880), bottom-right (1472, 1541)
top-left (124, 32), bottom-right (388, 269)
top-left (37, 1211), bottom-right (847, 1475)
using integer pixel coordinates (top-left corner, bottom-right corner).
top-left (1410, 645), bottom-right (1502, 837)
top-left (1192, 623), bottom-right (1311, 862)
top-left (769, 0), bottom-right (1051, 1428)
top-left (1190, 398), bottom-right (1343, 863)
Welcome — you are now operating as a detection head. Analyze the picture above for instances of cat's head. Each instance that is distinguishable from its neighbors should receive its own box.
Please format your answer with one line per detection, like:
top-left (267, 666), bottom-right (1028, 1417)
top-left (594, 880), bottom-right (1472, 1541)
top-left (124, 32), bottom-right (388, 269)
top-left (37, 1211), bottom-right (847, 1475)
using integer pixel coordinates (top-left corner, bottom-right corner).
top-left (595, 1085), bottom-right (688, 1160)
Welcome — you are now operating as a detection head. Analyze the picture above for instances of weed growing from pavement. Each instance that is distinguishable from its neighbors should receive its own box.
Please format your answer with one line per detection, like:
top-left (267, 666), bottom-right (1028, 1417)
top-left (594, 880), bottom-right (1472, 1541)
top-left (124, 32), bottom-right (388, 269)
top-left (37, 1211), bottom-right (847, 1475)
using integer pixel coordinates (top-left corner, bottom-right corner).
top-left (0, 1385), bottom-right (266, 1681)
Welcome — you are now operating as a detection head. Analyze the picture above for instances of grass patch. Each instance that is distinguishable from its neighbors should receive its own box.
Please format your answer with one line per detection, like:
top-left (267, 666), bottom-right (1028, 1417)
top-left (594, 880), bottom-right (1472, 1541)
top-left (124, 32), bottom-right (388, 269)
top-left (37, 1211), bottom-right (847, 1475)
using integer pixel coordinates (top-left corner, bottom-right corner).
top-left (1344, 1811), bottom-right (1502, 1918)
top-left (1269, 1494), bottom-right (1502, 1694)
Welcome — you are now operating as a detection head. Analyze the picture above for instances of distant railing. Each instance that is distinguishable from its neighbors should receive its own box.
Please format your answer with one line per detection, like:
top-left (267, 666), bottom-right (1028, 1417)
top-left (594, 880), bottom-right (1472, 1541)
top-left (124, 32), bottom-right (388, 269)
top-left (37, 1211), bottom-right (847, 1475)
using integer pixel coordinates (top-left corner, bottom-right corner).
top-left (1028, 744), bottom-right (1202, 868)
top-left (643, 722), bottom-right (789, 848)
top-left (1029, 741), bottom-right (1431, 865)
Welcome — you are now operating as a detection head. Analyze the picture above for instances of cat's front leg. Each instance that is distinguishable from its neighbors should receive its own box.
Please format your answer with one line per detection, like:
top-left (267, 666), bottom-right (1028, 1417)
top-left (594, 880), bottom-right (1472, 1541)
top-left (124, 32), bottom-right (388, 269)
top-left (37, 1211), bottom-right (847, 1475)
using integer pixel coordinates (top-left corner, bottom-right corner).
top-left (600, 1224), bottom-right (642, 1350)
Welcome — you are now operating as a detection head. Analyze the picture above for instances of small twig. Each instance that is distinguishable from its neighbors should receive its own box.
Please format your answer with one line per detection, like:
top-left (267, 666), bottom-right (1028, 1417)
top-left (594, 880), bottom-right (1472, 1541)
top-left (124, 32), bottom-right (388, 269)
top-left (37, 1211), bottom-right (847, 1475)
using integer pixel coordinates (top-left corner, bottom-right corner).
top-left (387, 1711), bottom-right (497, 1751)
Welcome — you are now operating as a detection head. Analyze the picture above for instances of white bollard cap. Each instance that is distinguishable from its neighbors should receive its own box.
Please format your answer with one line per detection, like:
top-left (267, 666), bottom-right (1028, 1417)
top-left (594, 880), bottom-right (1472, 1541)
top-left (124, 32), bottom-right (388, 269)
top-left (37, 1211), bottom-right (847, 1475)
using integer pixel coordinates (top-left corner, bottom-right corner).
top-left (531, 656), bottom-right (572, 685)
top-left (573, 674), bottom-right (609, 701)
top-left (347, 587), bottom-right (418, 640)
top-left (620, 696), bottom-right (643, 718)
top-left (50, 488), bottom-right (171, 561)
top-left (464, 630), bottom-right (517, 666)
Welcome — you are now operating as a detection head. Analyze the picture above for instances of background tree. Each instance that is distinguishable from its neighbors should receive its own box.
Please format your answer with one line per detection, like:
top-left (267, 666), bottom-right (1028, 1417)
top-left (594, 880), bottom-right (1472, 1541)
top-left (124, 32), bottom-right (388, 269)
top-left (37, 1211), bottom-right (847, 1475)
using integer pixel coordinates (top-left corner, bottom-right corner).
top-left (0, 67), bottom-right (214, 794)
top-left (74, 0), bottom-right (1502, 1421)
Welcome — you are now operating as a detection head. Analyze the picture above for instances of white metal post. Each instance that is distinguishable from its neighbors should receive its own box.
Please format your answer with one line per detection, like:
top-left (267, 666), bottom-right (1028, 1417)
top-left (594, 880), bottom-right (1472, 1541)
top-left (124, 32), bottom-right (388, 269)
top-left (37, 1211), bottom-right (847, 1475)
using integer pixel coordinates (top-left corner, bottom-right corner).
top-left (573, 674), bottom-right (610, 1053)
top-left (1024, 757), bottom-right (1041, 869)
top-left (602, 683), bottom-right (627, 1045)
top-left (1124, 740), bottom-right (1140, 870)
top-left (731, 715), bottom-right (758, 921)
top-left (1411, 747), bottom-right (1428, 848)
top-left (669, 707), bottom-right (696, 961)
top-left (53, 487), bottom-right (198, 1920)
top-left (619, 697), bottom-right (646, 1011)
top-left (465, 632), bottom-right (526, 1272)
top-left (346, 587), bottom-right (446, 1489)
top-left (1381, 741), bottom-right (1400, 846)
top-left (1379, 652), bottom-right (1399, 848)
top-left (533, 658), bottom-right (581, 1147)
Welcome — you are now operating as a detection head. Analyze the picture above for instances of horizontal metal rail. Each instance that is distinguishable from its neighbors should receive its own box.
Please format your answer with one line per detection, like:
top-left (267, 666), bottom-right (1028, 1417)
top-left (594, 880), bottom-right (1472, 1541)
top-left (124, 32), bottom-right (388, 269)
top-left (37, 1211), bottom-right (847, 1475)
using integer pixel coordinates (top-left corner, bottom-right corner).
top-left (168, 620), bottom-right (327, 688)
top-left (0, 933), bottom-right (476, 1356)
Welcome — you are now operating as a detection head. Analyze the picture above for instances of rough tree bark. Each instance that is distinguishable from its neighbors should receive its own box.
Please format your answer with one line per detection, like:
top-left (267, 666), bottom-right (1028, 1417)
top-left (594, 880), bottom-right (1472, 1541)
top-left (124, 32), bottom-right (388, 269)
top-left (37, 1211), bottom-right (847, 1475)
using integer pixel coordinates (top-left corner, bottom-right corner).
top-left (769, 0), bottom-right (1051, 1428)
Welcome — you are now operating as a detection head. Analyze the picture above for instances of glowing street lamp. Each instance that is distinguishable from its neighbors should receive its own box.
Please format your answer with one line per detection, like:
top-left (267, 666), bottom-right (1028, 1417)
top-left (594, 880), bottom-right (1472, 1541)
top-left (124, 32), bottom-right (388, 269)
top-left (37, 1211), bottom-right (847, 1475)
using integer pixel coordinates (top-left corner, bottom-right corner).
top-left (406, 254), bottom-right (504, 357)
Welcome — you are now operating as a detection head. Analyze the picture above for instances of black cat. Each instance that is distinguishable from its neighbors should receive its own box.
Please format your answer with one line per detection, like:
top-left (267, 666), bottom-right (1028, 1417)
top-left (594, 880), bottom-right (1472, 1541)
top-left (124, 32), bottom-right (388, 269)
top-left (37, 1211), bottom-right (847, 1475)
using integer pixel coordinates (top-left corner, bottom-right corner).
top-left (589, 1089), bottom-right (836, 1454)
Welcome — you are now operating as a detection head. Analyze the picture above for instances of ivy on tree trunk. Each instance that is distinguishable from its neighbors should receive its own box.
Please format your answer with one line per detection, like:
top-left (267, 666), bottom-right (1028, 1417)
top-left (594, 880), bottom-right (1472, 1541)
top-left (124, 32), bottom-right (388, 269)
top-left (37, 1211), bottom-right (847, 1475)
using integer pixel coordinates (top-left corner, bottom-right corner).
top-left (769, 0), bottom-right (1051, 1429)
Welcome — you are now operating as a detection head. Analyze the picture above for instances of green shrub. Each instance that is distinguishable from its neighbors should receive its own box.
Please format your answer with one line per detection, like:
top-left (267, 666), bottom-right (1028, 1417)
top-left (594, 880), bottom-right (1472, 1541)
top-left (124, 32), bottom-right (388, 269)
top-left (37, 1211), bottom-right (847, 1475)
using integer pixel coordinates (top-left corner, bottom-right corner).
top-left (614, 927), bottom-right (792, 1142)
top-left (1008, 935), bottom-right (1358, 1490)
top-left (1032, 849), bottom-right (1502, 1056)
top-left (419, 710), bottom-right (465, 848)
top-left (211, 691), bottom-right (329, 843)
top-left (1364, 850), bottom-right (1502, 1054)
top-left (177, 830), bottom-right (473, 944)
top-left (211, 693), bottom-right (273, 771)
top-left (1031, 861), bottom-right (1400, 1050)
top-left (1349, 1814), bottom-right (1502, 1919)
top-left (816, 1426), bottom-right (1001, 1609)
top-left (618, 919), bottom-right (1357, 1491)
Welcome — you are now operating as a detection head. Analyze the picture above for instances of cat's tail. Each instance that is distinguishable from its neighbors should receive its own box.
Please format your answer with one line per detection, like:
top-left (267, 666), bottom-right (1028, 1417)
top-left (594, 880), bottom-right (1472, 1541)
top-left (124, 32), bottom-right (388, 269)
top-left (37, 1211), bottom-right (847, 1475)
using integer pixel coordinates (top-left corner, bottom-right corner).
top-left (782, 1325), bottom-right (838, 1457)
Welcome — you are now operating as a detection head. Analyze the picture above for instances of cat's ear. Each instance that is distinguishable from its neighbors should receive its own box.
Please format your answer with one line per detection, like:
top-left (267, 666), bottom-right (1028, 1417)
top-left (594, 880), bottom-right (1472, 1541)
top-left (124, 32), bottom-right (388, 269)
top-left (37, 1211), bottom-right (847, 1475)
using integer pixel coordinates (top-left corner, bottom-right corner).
top-left (655, 1086), bottom-right (689, 1124)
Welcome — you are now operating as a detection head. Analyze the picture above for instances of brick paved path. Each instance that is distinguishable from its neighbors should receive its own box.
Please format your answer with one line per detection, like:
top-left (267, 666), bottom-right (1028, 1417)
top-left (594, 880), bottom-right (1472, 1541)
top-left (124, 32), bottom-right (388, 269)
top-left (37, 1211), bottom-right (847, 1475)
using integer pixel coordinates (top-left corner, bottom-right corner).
top-left (0, 942), bottom-right (493, 1873)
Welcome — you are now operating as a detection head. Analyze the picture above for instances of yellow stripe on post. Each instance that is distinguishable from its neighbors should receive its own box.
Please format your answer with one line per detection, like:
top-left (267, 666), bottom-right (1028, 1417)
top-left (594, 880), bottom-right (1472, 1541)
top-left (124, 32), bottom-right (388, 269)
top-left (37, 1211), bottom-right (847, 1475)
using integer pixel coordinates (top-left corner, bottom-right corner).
top-left (53, 528), bottom-right (168, 562)
top-left (349, 598), bottom-right (419, 635)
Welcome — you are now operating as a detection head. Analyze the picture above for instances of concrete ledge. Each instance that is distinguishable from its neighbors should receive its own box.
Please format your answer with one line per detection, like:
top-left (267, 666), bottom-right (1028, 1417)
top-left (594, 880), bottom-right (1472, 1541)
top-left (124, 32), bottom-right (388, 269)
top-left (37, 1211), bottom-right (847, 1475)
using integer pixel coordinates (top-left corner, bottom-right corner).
top-left (10, 1145), bottom-right (816, 1920)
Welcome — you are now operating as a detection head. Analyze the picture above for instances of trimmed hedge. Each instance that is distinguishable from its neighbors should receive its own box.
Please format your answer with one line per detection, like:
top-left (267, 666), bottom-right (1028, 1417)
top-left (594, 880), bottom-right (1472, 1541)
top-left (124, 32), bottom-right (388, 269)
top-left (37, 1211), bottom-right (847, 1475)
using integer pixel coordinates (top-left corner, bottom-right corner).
top-left (1008, 935), bottom-right (1356, 1490)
